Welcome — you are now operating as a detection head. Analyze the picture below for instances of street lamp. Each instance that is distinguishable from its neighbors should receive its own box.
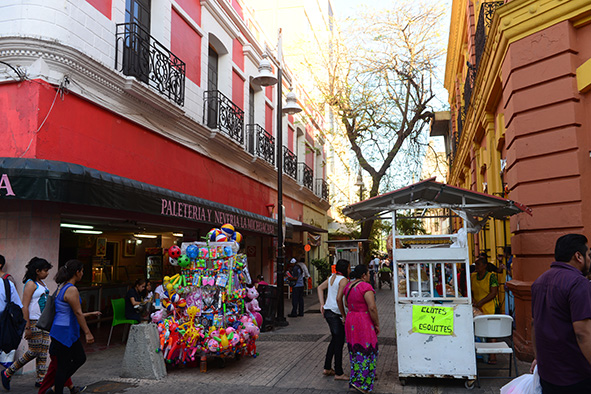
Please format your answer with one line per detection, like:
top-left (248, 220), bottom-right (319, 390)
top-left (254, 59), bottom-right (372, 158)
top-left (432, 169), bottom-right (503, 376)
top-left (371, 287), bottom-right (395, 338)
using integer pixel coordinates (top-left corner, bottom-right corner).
top-left (253, 29), bottom-right (302, 326)
top-left (355, 170), bottom-right (364, 201)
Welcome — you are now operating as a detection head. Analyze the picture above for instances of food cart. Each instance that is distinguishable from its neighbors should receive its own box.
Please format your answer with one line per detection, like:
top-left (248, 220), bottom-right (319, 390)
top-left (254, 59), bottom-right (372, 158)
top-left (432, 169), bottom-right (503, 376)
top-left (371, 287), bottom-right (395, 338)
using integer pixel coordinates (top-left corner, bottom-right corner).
top-left (342, 178), bottom-right (531, 389)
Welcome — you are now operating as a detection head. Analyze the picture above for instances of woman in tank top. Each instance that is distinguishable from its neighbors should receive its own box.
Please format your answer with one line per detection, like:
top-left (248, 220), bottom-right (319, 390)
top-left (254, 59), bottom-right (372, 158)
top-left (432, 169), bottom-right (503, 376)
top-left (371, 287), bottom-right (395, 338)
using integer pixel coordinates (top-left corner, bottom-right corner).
top-left (316, 259), bottom-right (350, 381)
top-left (48, 259), bottom-right (101, 394)
top-left (2, 257), bottom-right (52, 387)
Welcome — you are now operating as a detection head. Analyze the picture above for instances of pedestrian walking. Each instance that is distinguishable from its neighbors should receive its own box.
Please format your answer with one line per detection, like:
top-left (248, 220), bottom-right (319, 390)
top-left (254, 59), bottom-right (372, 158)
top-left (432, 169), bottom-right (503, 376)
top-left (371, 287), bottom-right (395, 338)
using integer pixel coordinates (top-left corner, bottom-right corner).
top-left (47, 260), bottom-right (100, 394)
top-left (0, 264), bottom-right (23, 392)
top-left (531, 234), bottom-right (591, 393)
top-left (287, 259), bottom-right (304, 317)
top-left (37, 355), bottom-right (85, 394)
top-left (317, 259), bottom-right (350, 381)
top-left (344, 265), bottom-right (379, 393)
top-left (2, 257), bottom-right (52, 388)
top-left (368, 257), bottom-right (378, 289)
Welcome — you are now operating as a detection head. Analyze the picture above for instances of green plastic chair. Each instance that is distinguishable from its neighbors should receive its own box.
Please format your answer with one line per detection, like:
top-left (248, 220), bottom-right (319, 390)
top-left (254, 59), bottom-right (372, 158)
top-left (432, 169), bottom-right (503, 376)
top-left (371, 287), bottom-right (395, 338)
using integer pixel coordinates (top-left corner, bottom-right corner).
top-left (107, 298), bottom-right (138, 347)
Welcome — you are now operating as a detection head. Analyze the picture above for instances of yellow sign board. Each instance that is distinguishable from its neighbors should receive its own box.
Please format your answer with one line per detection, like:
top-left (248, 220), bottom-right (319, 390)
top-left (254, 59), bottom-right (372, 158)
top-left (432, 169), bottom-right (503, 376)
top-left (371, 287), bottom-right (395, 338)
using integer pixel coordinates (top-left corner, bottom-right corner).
top-left (412, 305), bottom-right (454, 335)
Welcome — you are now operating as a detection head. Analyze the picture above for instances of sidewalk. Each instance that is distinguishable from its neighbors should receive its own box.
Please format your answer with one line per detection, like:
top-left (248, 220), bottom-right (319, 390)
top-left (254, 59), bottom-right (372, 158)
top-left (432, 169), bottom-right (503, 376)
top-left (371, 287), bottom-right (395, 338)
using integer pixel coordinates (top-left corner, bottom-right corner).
top-left (2, 287), bottom-right (528, 393)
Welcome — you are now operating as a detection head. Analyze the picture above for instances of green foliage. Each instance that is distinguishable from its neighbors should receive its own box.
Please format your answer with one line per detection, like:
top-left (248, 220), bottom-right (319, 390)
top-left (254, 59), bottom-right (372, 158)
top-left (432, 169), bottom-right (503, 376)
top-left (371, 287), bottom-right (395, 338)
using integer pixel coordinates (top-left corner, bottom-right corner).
top-left (310, 258), bottom-right (331, 284)
top-left (396, 211), bottom-right (427, 235)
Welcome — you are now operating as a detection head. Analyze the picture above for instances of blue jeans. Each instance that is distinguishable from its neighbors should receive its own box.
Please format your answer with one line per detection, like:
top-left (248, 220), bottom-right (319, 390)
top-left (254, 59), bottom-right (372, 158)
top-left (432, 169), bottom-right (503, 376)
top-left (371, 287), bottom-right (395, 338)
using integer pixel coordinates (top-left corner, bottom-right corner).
top-left (323, 309), bottom-right (345, 376)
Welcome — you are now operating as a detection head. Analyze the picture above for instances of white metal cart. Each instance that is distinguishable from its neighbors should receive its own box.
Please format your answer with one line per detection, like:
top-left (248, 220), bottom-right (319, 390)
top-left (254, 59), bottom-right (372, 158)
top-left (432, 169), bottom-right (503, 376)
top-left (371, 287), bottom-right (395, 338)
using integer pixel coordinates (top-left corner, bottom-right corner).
top-left (393, 227), bottom-right (476, 388)
top-left (342, 178), bottom-right (531, 389)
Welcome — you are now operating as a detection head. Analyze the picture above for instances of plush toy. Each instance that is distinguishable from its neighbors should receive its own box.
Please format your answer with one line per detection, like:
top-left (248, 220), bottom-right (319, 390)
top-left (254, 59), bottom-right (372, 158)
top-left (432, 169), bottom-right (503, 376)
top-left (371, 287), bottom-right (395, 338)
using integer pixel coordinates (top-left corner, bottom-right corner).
top-left (245, 284), bottom-right (263, 327)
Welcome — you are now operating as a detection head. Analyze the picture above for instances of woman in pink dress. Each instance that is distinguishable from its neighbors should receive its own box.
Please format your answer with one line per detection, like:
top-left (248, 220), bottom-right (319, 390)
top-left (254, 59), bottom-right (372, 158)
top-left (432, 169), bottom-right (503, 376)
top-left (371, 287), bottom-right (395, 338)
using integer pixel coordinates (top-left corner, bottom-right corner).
top-left (341, 265), bottom-right (380, 393)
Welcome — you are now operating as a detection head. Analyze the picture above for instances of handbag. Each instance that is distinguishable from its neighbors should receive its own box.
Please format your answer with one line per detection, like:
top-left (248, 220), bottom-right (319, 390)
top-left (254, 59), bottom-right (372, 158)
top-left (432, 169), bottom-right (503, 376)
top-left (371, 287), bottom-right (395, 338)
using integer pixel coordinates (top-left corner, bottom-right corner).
top-left (36, 286), bottom-right (59, 332)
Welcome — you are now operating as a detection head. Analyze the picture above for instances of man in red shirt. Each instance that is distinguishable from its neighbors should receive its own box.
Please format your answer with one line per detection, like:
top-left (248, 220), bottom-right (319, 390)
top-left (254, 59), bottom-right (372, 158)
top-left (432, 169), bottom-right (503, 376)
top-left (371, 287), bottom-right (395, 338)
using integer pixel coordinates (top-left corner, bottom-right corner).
top-left (531, 234), bottom-right (591, 393)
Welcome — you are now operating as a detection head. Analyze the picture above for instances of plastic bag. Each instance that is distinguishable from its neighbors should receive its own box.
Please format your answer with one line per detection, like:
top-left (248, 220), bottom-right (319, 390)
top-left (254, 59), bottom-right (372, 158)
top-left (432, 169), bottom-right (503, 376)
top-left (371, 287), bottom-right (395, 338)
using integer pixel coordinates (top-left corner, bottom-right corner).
top-left (500, 365), bottom-right (541, 394)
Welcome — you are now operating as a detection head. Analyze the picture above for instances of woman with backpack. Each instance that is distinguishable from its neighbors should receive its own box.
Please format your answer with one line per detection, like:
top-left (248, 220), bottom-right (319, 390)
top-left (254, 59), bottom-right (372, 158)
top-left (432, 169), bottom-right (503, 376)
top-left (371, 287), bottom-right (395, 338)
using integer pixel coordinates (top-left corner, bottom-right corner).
top-left (2, 257), bottom-right (52, 389)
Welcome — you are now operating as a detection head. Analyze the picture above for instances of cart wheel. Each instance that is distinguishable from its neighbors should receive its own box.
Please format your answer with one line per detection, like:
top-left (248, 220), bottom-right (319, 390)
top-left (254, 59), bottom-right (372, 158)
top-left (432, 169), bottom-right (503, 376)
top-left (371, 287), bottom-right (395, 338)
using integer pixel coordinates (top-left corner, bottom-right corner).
top-left (465, 380), bottom-right (475, 390)
top-left (399, 378), bottom-right (407, 386)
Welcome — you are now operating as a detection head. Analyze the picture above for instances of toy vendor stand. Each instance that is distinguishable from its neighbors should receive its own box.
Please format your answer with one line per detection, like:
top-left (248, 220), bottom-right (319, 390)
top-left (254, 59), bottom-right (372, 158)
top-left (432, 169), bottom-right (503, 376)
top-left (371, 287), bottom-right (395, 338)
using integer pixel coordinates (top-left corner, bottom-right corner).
top-left (342, 178), bottom-right (531, 389)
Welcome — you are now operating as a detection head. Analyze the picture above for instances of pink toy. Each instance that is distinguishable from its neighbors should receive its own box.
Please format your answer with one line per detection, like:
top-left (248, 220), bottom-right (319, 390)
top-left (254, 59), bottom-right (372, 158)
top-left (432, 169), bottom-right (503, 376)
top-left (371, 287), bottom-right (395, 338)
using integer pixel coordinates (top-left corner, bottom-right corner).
top-left (151, 309), bottom-right (165, 323)
top-left (245, 285), bottom-right (263, 327)
top-left (206, 338), bottom-right (220, 353)
top-left (226, 327), bottom-right (240, 348)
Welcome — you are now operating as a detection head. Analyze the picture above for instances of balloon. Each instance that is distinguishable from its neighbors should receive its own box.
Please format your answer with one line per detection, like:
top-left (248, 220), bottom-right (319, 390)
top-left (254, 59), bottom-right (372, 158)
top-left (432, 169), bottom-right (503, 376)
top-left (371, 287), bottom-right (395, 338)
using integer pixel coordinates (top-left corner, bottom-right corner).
top-left (221, 223), bottom-right (235, 237)
top-left (168, 245), bottom-right (181, 259)
top-left (215, 233), bottom-right (228, 242)
top-left (186, 244), bottom-right (198, 259)
top-left (207, 228), bottom-right (221, 242)
top-left (178, 254), bottom-right (191, 268)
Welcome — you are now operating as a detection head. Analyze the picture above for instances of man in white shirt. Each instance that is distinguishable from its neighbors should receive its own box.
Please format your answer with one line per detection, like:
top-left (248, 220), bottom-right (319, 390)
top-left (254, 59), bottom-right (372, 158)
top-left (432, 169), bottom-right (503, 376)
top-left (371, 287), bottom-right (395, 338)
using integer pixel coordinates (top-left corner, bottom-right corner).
top-left (369, 257), bottom-right (379, 288)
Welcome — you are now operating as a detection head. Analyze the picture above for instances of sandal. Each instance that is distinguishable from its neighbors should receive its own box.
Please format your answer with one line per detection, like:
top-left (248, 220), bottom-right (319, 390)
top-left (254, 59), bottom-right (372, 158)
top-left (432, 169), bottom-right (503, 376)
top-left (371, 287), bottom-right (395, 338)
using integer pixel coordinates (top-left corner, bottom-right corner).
top-left (323, 369), bottom-right (335, 376)
top-left (334, 374), bottom-right (349, 381)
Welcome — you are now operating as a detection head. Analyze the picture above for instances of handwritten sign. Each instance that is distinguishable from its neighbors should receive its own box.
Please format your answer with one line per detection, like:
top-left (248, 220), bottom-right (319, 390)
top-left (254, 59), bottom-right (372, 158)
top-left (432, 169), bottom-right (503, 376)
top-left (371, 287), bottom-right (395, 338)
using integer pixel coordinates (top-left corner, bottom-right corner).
top-left (412, 305), bottom-right (454, 335)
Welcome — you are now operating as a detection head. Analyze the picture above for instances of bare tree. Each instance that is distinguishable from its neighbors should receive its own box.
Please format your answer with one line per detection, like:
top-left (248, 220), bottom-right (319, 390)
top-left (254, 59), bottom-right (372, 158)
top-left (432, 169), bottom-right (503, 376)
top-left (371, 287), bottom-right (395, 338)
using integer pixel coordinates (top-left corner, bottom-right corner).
top-left (301, 1), bottom-right (446, 259)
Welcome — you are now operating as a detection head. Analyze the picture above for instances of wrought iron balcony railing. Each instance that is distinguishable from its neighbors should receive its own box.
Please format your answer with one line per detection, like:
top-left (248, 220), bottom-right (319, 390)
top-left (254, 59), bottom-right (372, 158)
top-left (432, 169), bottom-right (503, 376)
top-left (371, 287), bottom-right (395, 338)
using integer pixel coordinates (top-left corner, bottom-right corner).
top-left (315, 178), bottom-right (329, 200)
top-left (283, 147), bottom-right (297, 179)
top-left (463, 62), bottom-right (476, 113)
top-left (458, 106), bottom-right (465, 142)
top-left (246, 124), bottom-right (275, 166)
top-left (298, 163), bottom-right (314, 191)
top-left (203, 90), bottom-right (244, 144)
top-left (115, 23), bottom-right (186, 106)
top-left (475, 1), bottom-right (504, 69)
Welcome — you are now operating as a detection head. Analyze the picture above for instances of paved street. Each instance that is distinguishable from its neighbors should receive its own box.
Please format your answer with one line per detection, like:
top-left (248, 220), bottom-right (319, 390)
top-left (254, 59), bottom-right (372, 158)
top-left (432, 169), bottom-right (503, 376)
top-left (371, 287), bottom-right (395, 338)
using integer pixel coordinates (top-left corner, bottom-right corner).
top-left (2, 287), bottom-right (528, 393)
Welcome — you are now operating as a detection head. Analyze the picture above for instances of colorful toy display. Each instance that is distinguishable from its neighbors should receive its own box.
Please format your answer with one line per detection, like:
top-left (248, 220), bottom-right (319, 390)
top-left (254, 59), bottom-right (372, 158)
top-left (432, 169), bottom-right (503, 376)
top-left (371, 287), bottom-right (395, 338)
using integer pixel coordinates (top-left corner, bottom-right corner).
top-left (153, 225), bottom-right (258, 370)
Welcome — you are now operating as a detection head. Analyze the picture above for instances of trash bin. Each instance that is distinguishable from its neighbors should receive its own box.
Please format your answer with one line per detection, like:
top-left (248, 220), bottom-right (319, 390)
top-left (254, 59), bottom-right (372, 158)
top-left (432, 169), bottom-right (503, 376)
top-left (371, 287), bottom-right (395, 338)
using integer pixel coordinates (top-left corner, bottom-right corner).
top-left (257, 284), bottom-right (277, 332)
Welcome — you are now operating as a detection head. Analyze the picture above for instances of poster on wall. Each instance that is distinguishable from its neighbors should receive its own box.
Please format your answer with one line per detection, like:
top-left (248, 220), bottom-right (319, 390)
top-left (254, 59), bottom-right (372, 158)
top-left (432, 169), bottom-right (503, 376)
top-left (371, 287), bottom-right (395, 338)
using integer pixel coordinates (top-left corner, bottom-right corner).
top-left (123, 239), bottom-right (136, 257)
top-left (96, 238), bottom-right (107, 257)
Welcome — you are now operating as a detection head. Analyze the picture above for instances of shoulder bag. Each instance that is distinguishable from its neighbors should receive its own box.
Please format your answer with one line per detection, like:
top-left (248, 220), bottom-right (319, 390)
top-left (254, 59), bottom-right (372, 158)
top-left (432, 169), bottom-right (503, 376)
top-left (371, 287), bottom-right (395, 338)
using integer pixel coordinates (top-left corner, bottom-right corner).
top-left (36, 285), bottom-right (59, 332)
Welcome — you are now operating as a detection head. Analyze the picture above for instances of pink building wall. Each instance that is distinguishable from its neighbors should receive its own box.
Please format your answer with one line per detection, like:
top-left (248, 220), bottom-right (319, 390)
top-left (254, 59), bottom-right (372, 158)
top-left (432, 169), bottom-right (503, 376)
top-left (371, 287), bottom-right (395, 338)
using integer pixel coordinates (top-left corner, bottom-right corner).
top-left (503, 20), bottom-right (591, 358)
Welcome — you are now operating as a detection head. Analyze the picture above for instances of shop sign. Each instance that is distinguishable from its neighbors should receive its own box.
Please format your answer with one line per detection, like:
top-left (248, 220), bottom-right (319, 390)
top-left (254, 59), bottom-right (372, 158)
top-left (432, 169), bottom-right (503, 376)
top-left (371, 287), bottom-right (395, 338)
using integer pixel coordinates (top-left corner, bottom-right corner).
top-left (412, 305), bottom-right (454, 336)
top-left (160, 198), bottom-right (275, 235)
top-left (0, 174), bottom-right (15, 196)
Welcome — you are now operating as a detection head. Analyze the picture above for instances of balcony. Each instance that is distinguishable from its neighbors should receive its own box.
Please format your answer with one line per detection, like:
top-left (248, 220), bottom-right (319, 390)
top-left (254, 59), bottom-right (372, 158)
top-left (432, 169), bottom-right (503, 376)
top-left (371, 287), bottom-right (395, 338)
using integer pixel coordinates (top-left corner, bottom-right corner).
top-left (475, 1), bottom-right (504, 69)
top-left (203, 90), bottom-right (245, 145)
top-left (298, 163), bottom-right (314, 191)
top-left (246, 124), bottom-right (275, 166)
top-left (463, 63), bottom-right (476, 113)
top-left (115, 23), bottom-right (186, 106)
top-left (283, 147), bottom-right (297, 179)
top-left (315, 178), bottom-right (329, 200)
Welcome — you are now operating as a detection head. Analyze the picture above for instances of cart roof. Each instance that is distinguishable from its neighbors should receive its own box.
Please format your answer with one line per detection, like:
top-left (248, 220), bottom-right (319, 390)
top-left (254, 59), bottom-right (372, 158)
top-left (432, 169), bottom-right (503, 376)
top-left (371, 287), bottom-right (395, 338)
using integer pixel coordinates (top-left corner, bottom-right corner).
top-left (342, 178), bottom-right (531, 222)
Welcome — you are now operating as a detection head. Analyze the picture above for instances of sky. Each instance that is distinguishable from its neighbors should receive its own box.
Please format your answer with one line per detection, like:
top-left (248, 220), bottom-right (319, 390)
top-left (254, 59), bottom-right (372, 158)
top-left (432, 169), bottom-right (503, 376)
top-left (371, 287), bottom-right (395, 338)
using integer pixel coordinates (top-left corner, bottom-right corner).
top-left (332, 0), bottom-right (453, 108)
